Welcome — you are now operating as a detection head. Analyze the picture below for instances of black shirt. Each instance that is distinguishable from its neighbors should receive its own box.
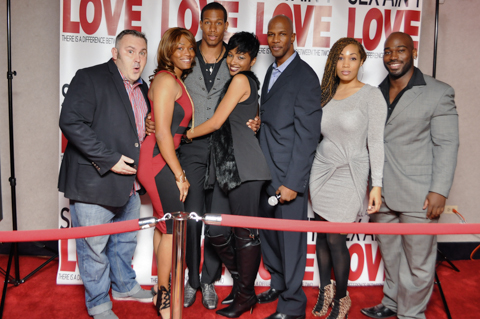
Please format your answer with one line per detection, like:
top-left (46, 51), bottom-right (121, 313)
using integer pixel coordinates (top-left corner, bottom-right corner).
top-left (379, 67), bottom-right (426, 120)
top-left (196, 40), bottom-right (228, 92)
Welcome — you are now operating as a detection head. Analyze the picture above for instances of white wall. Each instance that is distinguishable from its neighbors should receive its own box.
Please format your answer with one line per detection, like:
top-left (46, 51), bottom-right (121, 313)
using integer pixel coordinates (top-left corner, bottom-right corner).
top-left (419, 0), bottom-right (480, 242)
top-left (0, 1), bottom-right (60, 231)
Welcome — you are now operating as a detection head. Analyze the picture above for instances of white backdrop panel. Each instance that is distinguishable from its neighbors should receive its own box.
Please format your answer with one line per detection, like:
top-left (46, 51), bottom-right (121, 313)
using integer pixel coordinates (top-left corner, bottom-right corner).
top-left (57, 0), bottom-right (423, 286)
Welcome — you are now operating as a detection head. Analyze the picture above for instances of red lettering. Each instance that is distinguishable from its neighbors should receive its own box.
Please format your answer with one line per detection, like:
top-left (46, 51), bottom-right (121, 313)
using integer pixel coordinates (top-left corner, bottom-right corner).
top-left (348, 8), bottom-right (420, 51)
top-left (59, 239), bottom-right (77, 272)
top-left (303, 271), bottom-right (314, 281)
top-left (348, 243), bottom-right (364, 281)
top-left (79, 0), bottom-right (102, 35)
top-left (306, 257), bottom-right (315, 267)
top-left (64, 0), bottom-right (145, 35)
top-left (307, 244), bottom-right (316, 254)
top-left (404, 10), bottom-right (421, 49)
top-left (255, 2), bottom-right (267, 46)
top-left (256, 3), bottom-right (331, 48)
top-left (218, 1), bottom-right (238, 29)
top-left (63, 0), bottom-right (80, 33)
top-left (294, 5), bottom-right (314, 48)
top-left (365, 244), bottom-right (382, 281)
top-left (151, 250), bottom-right (157, 277)
top-left (198, 0), bottom-right (207, 10)
top-left (125, 0), bottom-right (142, 31)
top-left (161, 0), bottom-right (170, 36)
top-left (384, 10), bottom-right (404, 38)
top-left (347, 8), bottom-right (363, 43)
top-left (273, 3), bottom-right (293, 22)
top-left (258, 257), bottom-right (271, 280)
top-left (218, 1), bottom-right (239, 42)
top-left (363, 8), bottom-right (383, 51)
top-left (178, 0), bottom-right (200, 35)
top-left (313, 6), bottom-right (332, 48)
top-left (103, 0), bottom-right (124, 36)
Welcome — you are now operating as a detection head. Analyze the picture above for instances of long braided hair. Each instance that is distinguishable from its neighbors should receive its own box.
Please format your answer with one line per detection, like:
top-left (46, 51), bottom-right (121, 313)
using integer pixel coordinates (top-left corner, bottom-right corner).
top-left (321, 38), bottom-right (366, 107)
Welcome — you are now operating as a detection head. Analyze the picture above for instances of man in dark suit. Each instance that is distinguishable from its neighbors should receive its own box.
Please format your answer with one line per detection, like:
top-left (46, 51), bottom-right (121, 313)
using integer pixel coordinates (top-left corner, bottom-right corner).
top-left (256, 15), bottom-right (322, 319)
top-left (361, 32), bottom-right (459, 319)
top-left (58, 30), bottom-right (153, 319)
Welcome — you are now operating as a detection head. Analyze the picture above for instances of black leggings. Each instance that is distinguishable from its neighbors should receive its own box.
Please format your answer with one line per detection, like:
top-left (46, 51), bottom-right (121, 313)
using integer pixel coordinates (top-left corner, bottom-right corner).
top-left (314, 214), bottom-right (350, 299)
top-left (207, 180), bottom-right (264, 238)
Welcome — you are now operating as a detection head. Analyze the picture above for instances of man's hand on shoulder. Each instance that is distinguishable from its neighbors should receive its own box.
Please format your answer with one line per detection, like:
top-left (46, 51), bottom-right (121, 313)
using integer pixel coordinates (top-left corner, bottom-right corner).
top-left (277, 185), bottom-right (297, 204)
top-left (247, 116), bottom-right (261, 133)
top-left (423, 192), bottom-right (446, 219)
top-left (111, 155), bottom-right (137, 175)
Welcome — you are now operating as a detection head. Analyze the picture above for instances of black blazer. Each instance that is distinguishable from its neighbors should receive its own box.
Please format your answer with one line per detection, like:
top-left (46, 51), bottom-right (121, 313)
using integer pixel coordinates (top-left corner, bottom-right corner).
top-left (58, 59), bottom-right (150, 207)
top-left (258, 54), bottom-right (322, 195)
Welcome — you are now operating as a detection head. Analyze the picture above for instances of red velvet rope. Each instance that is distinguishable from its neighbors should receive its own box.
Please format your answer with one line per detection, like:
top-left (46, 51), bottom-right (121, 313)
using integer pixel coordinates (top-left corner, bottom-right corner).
top-left (218, 215), bottom-right (480, 235)
top-left (0, 219), bottom-right (139, 243)
top-left (0, 215), bottom-right (478, 243)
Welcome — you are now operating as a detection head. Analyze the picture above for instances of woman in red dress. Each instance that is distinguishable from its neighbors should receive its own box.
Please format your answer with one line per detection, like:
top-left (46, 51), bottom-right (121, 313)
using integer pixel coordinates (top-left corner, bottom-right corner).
top-left (137, 27), bottom-right (196, 319)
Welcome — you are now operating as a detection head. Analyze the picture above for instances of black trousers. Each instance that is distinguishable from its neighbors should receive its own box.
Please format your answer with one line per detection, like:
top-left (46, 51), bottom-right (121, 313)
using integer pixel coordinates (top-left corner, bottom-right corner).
top-left (258, 186), bottom-right (309, 316)
top-left (179, 137), bottom-right (222, 288)
top-left (207, 180), bottom-right (264, 238)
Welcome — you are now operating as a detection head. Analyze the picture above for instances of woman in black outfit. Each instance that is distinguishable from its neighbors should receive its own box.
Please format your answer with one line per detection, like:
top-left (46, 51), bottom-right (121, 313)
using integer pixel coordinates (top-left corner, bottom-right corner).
top-left (185, 32), bottom-right (271, 318)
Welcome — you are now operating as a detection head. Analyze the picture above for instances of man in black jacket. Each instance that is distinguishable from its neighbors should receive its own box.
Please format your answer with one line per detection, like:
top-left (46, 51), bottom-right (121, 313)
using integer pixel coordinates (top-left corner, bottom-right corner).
top-left (59, 30), bottom-right (153, 319)
top-left (257, 15), bottom-right (322, 319)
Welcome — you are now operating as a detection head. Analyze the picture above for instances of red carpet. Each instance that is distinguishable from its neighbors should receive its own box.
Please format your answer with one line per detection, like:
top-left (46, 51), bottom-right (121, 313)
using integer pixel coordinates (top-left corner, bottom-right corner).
top-left (0, 256), bottom-right (479, 318)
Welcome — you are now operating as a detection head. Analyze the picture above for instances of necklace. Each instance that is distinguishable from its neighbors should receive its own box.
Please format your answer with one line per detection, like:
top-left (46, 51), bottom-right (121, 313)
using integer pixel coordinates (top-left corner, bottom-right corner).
top-left (200, 46), bottom-right (224, 75)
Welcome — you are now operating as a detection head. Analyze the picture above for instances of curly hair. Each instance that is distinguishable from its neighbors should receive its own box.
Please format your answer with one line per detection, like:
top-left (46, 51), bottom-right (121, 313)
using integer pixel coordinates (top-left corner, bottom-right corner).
top-left (150, 27), bottom-right (197, 82)
top-left (321, 38), bottom-right (366, 107)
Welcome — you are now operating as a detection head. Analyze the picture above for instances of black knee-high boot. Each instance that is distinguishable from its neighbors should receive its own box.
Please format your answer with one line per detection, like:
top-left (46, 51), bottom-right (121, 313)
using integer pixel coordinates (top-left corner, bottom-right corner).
top-left (216, 228), bottom-right (261, 318)
top-left (206, 230), bottom-right (239, 305)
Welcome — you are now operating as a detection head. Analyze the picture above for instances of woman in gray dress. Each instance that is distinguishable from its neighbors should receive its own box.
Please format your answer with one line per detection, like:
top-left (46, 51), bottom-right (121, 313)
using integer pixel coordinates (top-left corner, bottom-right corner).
top-left (185, 32), bottom-right (271, 318)
top-left (309, 38), bottom-right (387, 319)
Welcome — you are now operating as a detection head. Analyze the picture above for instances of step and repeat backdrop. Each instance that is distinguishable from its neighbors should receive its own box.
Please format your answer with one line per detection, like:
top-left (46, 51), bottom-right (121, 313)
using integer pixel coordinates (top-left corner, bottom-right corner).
top-left (57, 0), bottom-right (424, 286)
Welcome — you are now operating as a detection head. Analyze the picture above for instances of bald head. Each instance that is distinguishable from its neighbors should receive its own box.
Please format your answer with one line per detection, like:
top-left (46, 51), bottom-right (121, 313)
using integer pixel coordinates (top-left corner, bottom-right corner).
top-left (268, 15), bottom-right (294, 34)
top-left (383, 32), bottom-right (417, 80)
top-left (385, 32), bottom-right (414, 51)
top-left (267, 15), bottom-right (296, 65)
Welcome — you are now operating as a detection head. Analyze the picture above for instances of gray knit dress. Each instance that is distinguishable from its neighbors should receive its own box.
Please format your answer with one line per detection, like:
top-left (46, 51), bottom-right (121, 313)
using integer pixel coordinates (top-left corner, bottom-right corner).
top-left (309, 84), bottom-right (387, 222)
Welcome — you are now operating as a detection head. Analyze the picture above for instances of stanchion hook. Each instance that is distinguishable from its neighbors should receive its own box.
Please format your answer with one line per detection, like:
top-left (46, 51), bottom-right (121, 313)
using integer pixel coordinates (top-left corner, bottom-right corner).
top-left (138, 213), bottom-right (173, 230)
top-left (188, 212), bottom-right (203, 222)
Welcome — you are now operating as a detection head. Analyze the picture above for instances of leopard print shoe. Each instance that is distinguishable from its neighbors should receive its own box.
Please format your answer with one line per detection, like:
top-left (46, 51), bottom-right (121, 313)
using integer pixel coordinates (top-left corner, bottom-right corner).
top-left (312, 281), bottom-right (336, 317)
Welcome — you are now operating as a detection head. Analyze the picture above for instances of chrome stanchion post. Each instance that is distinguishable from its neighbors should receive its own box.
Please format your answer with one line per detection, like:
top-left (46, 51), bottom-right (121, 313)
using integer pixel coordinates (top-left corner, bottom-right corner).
top-left (171, 212), bottom-right (188, 319)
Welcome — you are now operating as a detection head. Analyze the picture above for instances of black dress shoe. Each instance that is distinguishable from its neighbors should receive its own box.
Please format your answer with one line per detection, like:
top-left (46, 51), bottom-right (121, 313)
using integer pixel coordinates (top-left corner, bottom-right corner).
top-left (264, 311), bottom-right (305, 319)
top-left (361, 304), bottom-right (396, 318)
top-left (256, 288), bottom-right (283, 304)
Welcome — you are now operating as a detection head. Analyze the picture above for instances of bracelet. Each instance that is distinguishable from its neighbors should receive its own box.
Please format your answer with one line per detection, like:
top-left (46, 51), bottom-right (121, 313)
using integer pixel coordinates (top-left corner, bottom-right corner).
top-left (175, 170), bottom-right (187, 183)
